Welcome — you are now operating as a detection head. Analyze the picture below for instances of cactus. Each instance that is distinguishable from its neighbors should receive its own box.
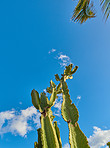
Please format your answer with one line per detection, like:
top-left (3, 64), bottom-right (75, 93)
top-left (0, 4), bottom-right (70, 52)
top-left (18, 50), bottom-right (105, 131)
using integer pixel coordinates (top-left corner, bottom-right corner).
top-left (31, 64), bottom-right (90, 148)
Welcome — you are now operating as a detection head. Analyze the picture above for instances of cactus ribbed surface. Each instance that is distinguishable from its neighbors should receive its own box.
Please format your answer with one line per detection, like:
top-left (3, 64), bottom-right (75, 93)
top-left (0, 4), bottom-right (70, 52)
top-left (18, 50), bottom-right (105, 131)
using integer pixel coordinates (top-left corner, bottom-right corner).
top-left (31, 64), bottom-right (91, 148)
top-left (60, 65), bottom-right (90, 148)
top-left (41, 115), bottom-right (60, 148)
top-left (61, 81), bottom-right (79, 125)
top-left (68, 123), bottom-right (90, 148)
top-left (53, 121), bottom-right (62, 148)
top-left (38, 128), bottom-right (42, 148)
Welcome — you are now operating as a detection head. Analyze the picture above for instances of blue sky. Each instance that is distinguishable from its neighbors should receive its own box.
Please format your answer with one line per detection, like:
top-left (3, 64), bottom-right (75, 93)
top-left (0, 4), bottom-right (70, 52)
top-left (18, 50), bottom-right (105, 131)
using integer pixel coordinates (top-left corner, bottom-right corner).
top-left (0, 0), bottom-right (110, 148)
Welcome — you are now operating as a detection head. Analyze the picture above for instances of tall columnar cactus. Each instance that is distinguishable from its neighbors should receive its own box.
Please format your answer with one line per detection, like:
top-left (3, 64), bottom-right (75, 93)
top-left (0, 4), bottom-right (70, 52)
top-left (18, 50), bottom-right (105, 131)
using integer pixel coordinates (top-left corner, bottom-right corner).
top-left (31, 64), bottom-right (90, 148)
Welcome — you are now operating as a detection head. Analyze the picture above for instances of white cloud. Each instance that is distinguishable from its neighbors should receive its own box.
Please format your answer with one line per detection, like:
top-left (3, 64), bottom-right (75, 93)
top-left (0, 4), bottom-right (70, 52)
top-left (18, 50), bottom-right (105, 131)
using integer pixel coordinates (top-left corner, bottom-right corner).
top-left (43, 89), bottom-right (46, 93)
top-left (48, 49), bottom-right (72, 67)
top-left (58, 53), bottom-right (72, 67)
top-left (88, 126), bottom-right (110, 148)
top-left (0, 110), bottom-right (15, 129)
top-left (0, 106), bottom-right (40, 137)
top-left (48, 48), bottom-right (56, 54)
top-left (63, 143), bottom-right (70, 148)
top-left (77, 96), bottom-right (81, 100)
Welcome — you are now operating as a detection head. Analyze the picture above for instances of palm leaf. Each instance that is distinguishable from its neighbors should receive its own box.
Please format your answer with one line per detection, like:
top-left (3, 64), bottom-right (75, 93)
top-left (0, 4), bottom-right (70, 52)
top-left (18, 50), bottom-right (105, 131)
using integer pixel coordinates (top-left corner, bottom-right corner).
top-left (101, 0), bottom-right (110, 21)
top-left (72, 0), bottom-right (95, 24)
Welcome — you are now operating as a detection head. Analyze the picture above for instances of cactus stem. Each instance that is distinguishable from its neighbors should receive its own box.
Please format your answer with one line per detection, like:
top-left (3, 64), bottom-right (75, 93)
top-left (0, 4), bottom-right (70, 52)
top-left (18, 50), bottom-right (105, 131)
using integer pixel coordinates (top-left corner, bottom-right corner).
top-left (41, 109), bottom-right (46, 117)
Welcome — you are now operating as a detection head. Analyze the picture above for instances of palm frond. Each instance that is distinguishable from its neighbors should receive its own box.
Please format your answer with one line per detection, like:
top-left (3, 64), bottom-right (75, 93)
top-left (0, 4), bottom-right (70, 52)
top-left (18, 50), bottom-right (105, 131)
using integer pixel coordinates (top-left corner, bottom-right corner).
top-left (101, 0), bottom-right (110, 21)
top-left (72, 0), bottom-right (95, 24)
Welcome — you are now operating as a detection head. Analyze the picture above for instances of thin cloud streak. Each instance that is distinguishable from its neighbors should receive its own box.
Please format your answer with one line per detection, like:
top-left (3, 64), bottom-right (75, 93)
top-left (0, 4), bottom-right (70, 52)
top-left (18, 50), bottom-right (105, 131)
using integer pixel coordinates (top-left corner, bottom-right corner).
top-left (58, 53), bottom-right (72, 67)
top-left (48, 48), bottom-right (56, 54)
top-left (48, 49), bottom-right (73, 67)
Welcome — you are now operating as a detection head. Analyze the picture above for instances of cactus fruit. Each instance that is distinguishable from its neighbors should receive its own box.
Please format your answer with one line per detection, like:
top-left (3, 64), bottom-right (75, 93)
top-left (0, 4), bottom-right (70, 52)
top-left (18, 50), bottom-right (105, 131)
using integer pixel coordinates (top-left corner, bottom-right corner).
top-left (31, 64), bottom-right (90, 148)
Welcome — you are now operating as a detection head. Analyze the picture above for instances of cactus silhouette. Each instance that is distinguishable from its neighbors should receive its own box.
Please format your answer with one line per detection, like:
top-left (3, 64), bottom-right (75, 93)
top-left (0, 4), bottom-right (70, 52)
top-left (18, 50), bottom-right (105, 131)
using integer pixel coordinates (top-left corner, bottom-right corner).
top-left (31, 64), bottom-right (90, 148)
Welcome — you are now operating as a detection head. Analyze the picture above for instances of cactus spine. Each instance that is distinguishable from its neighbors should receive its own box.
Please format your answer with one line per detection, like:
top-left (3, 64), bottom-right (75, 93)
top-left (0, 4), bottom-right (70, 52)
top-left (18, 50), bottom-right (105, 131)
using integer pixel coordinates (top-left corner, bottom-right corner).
top-left (31, 64), bottom-right (90, 148)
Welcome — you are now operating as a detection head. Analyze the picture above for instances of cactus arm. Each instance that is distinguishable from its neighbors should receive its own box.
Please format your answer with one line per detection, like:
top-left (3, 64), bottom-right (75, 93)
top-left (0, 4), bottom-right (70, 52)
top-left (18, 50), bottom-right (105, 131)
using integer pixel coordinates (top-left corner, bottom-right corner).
top-left (48, 82), bottom-right (62, 107)
top-left (71, 66), bottom-right (78, 75)
top-left (60, 65), bottom-right (90, 148)
top-left (46, 80), bottom-right (59, 107)
top-left (63, 64), bottom-right (78, 77)
top-left (57, 83), bottom-right (61, 91)
top-left (55, 74), bottom-right (60, 81)
top-left (48, 87), bottom-right (57, 107)
top-left (61, 81), bottom-right (79, 125)
top-left (40, 92), bottom-right (49, 112)
top-left (48, 82), bottom-right (63, 107)
top-left (53, 121), bottom-right (62, 148)
top-left (64, 64), bottom-right (73, 76)
top-left (61, 64), bottom-right (78, 81)
top-left (41, 115), bottom-right (60, 148)
top-left (68, 123), bottom-right (90, 148)
top-left (61, 81), bottom-right (90, 148)
top-left (31, 89), bottom-right (41, 110)
top-left (37, 128), bottom-right (42, 148)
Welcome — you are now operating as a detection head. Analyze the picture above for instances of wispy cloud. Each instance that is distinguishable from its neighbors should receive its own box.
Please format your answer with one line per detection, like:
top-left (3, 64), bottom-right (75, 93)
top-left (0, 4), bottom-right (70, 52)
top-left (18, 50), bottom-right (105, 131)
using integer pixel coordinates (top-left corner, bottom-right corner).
top-left (53, 94), bottom-right (63, 117)
top-left (63, 143), bottom-right (70, 148)
top-left (58, 53), bottom-right (72, 67)
top-left (0, 106), bottom-right (40, 137)
top-left (77, 96), bottom-right (81, 100)
top-left (48, 49), bottom-right (72, 67)
top-left (88, 126), bottom-right (110, 148)
top-left (48, 48), bottom-right (56, 54)
top-left (76, 95), bottom-right (81, 107)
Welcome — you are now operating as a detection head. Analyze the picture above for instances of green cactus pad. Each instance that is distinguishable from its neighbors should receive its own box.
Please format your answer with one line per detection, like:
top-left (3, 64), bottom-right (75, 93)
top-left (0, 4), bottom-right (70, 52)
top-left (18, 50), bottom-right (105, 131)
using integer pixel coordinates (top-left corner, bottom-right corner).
top-left (68, 123), bottom-right (90, 148)
top-left (31, 89), bottom-right (41, 110)
top-left (61, 82), bottom-right (79, 125)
